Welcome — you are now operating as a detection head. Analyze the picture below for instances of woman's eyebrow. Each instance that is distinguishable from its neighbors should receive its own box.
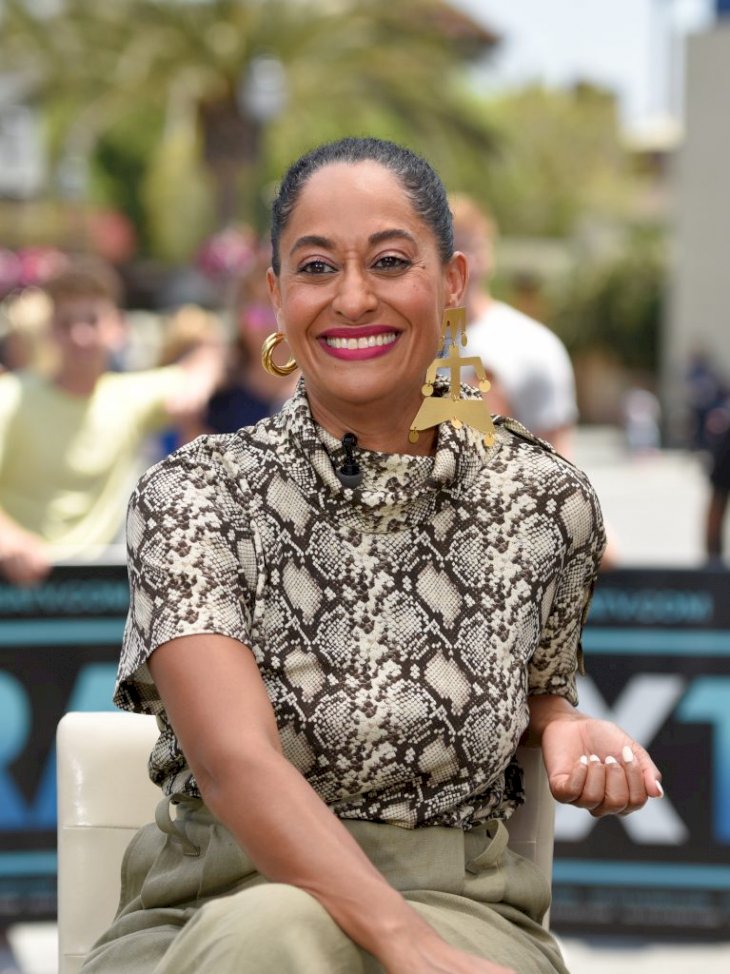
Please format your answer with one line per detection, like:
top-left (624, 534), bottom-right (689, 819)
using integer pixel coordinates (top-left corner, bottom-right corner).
top-left (289, 229), bottom-right (418, 258)
top-left (289, 234), bottom-right (333, 256)
top-left (369, 229), bottom-right (417, 247)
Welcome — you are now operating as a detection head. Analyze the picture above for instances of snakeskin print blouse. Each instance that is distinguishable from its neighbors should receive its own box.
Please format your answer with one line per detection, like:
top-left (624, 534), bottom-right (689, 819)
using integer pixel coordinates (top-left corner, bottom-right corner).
top-left (116, 380), bottom-right (605, 829)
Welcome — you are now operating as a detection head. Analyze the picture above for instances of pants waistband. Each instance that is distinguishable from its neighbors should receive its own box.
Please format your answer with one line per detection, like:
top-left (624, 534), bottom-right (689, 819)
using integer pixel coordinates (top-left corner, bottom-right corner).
top-left (155, 795), bottom-right (511, 891)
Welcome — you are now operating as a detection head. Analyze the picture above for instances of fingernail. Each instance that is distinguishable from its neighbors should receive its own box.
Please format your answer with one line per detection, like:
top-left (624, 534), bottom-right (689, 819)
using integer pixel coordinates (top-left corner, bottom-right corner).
top-left (589, 754), bottom-right (601, 764)
top-left (579, 755), bottom-right (589, 766)
top-left (655, 779), bottom-right (664, 798)
top-left (605, 755), bottom-right (618, 765)
top-left (622, 746), bottom-right (634, 764)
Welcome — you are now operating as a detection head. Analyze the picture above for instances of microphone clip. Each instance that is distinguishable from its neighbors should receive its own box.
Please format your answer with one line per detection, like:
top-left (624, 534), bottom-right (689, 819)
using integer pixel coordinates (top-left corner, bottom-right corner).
top-left (336, 432), bottom-right (363, 488)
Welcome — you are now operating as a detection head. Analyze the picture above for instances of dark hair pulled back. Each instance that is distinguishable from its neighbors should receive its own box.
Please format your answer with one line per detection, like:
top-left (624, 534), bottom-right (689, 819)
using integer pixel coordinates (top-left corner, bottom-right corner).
top-left (270, 137), bottom-right (454, 275)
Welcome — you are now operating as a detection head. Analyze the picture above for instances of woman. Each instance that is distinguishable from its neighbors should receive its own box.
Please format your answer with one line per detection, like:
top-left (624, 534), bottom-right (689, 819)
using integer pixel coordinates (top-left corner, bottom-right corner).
top-left (82, 137), bottom-right (662, 974)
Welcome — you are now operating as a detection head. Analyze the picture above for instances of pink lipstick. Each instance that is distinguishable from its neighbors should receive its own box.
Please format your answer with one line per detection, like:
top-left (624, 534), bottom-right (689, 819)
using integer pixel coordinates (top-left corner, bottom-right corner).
top-left (318, 325), bottom-right (400, 361)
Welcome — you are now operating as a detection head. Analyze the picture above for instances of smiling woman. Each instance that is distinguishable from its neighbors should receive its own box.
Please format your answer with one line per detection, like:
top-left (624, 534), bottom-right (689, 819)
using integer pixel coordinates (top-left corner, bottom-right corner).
top-left (265, 149), bottom-right (463, 449)
top-left (80, 137), bottom-right (663, 974)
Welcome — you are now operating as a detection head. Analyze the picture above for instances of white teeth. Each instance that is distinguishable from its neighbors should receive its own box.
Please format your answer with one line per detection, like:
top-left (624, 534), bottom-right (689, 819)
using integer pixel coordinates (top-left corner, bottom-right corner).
top-left (325, 332), bottom-right (397, 349)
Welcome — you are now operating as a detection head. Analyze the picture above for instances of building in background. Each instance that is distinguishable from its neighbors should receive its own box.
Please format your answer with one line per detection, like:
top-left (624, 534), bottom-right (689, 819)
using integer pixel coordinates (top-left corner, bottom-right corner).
top-left (665, 5), bottom-right (730, 442)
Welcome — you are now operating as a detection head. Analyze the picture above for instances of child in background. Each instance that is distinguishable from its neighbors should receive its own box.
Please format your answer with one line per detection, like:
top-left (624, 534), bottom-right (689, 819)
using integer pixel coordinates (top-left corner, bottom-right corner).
top-left (0, 257), bottom-right (222, 585)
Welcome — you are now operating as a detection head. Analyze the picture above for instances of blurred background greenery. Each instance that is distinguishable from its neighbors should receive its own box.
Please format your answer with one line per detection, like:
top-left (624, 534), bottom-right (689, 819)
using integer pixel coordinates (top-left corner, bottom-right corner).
top-left (0, 0), bottom-right (675, 420)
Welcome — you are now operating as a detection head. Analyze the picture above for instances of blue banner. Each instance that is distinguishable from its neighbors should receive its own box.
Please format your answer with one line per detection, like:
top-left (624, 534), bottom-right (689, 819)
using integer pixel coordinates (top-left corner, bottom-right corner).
top-left (552, 567), bottom-right (730, 936)
top-left (1, 564), bottom-right (729, 933)
top-left (0, 565), bottom-right (124, 917)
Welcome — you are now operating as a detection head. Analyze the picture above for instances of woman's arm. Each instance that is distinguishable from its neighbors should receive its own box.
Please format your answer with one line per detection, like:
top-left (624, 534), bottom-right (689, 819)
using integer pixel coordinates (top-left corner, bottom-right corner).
top-left (527, 694), bottom-right (663, 817)
top-left (149, 633), bottom-right (515, 974)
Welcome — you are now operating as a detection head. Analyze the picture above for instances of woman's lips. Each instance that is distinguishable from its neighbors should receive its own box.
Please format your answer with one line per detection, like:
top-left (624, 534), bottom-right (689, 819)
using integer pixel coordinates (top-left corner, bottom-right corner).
top-left (318, 329), bottom-right (400, 360)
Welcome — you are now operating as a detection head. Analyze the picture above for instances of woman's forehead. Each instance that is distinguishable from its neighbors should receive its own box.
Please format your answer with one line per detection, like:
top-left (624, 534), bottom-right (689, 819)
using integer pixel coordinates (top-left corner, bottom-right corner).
top-left (296, 162), bottom-right (411, 213)
top-left (284, 161), bottom-right (427, 242)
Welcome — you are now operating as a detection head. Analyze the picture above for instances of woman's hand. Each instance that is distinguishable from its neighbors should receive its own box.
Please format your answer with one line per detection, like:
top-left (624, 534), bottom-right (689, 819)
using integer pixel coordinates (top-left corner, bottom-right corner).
top-left (541, 712), bottom-right (663, 817)
top-left (380, 921), bottom-right (516, 974)
top-left (527, 695), bottom-right (663, 817)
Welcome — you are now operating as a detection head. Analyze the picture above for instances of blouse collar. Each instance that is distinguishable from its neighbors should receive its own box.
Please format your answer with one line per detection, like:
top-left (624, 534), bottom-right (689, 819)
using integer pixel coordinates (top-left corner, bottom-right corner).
top-left (268, 378), bottom-right (497, 534)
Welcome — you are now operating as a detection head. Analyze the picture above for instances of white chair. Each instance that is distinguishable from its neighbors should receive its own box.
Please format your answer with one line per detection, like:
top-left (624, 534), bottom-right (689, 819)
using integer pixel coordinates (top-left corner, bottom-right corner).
top-left (57, 711), bottom-right (556, 974)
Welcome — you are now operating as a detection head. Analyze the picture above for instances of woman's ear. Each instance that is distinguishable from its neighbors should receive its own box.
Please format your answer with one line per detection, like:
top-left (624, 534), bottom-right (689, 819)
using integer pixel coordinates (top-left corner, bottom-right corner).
top-left (266, 267), bottom-right (281, 321)
top-left (446, 251), bottom-right (469, 307)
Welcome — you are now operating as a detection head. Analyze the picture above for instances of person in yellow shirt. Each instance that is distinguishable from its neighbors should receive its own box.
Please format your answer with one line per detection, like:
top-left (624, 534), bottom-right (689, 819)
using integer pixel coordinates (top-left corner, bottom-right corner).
top-left (0, 257), bottom-right (222, 586)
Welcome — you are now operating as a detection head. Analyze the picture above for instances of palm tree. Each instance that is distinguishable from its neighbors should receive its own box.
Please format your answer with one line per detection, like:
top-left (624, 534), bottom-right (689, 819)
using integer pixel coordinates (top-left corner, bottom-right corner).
top-left (1, 0), bottom-right (500, 252)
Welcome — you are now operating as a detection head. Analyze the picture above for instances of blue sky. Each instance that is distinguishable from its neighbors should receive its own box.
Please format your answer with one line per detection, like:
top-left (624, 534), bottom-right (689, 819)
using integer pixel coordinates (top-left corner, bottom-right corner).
top-left (452, 0), bottom-right (715, 132)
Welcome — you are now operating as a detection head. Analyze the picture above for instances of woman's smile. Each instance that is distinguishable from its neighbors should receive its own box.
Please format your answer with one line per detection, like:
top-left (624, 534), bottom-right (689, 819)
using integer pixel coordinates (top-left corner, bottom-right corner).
top-left (319, 325), bottom-right (401, 360)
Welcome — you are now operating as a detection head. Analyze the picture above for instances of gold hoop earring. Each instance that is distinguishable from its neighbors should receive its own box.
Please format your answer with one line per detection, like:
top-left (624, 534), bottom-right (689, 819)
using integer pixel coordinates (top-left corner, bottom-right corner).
top-left (261, 332), bottom-right (297, 377)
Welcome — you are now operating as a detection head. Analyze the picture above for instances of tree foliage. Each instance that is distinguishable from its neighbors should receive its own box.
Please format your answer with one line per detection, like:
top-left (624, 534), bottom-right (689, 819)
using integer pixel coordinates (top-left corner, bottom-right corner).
top-left (0, 0), bottom-right (500, 255)
top-left (457, 83), bottom-right (636, 237)
top-left (551, 229), bottom-right (666, 372)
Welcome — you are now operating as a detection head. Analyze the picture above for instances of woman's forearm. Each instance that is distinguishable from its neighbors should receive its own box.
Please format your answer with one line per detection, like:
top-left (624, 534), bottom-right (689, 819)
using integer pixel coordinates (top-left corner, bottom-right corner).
top-left (149, 633), bottom-right (435, 968)
top-left (198, 746), bottom-right (429, 965)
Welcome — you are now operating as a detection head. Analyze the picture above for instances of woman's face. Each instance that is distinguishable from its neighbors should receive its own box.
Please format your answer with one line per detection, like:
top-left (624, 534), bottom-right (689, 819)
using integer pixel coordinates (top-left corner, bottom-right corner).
top-left (268, 161), bottom-right (466, 430)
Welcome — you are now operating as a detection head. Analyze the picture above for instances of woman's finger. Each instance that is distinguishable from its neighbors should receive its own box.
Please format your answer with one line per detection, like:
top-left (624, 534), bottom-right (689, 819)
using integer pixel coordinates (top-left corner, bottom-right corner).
top-left (572, 754), bottom-right (607, 811)
top-left (617, 744), bottom-right (651, 811)
top-left (595, 755), bottom-right (630, 815)
top-left (549, 757), bottom-right (589, 804)
top-left (632, 743), bottom-right (664, 799)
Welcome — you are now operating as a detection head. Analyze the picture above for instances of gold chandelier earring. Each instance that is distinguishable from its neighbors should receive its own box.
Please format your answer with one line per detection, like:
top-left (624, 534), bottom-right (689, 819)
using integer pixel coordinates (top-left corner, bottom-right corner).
top-left (261, 332), bottom-right (297, 377)
top-left (408, 307), bottom-right (495, 448)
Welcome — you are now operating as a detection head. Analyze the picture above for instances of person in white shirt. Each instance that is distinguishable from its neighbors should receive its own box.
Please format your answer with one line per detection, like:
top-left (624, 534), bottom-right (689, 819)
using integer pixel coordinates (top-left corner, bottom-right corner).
top-left (450, 193), bottom-right (577, 458)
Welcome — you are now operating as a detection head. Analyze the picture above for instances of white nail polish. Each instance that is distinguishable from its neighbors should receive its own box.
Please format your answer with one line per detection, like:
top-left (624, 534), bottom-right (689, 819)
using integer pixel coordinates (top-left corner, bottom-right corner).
top-left (655, 780), bottom-right (664, 798)
top-left (605, 755), bottom-right (618, 765)
top-left (589, 754), bottom-right (601, 763)
top-left (622, 745), bottom-right (635, 764)
top-left (579, 755), bottom-right (589, 766)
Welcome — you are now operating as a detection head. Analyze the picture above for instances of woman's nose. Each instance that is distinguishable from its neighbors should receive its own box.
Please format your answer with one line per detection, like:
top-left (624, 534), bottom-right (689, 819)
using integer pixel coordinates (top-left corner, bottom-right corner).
top-left (332, 266), bottom-right (377, 320)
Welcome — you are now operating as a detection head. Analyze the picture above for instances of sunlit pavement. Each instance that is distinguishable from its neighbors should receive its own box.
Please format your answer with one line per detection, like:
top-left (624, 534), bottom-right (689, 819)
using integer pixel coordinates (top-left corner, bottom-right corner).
top-left (572, 426), bottom-right (717, 569)
top-left (560, 935), bottom-right (730, 973)
top-left (1, 429), bottom-right (728, 973)
top-left (1, 923), bottom-right (56, 974)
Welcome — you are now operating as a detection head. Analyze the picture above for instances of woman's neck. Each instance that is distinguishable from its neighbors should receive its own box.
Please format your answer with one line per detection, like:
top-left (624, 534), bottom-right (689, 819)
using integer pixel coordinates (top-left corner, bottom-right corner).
top-left (307, 391), bottom-right (437, 457)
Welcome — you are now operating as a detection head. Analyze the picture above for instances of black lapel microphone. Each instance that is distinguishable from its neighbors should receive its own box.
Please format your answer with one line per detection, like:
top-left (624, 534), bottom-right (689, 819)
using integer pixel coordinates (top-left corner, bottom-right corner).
top-left (336, 432), bottom-right (363, 488)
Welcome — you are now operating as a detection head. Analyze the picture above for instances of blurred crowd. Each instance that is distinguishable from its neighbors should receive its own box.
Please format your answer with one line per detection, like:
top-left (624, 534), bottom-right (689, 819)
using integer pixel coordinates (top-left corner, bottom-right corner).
top-left (685, 352), bottom-right (730, 564)
top-left (0, 227), bottom-right (298, 587)
top-left (1, 198), bottom-right (729, 588)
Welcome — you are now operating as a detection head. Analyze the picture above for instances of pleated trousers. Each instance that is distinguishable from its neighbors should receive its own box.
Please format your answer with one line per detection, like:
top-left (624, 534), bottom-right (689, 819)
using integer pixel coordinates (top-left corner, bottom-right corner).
top-left (80, 797), bottom-right (569, 974)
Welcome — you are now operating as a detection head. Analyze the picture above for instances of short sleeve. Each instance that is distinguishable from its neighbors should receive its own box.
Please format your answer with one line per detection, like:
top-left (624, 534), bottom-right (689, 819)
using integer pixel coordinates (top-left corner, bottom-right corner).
top-left (527, 475), bottom-right (606, 705)
top-left (114, 439), bottom-right (257, 714)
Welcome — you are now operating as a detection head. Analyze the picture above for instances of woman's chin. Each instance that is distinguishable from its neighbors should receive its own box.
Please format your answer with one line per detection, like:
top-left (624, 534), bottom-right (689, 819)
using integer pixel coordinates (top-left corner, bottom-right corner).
top-left (306, 374), bottom-right (421, 425)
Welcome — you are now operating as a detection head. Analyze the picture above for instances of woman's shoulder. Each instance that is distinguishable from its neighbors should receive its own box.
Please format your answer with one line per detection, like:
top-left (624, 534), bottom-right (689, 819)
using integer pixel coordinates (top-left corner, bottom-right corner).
top-left (492, 417), bottom-right (605, 549)
top-left (133, 419), bottom-right (280, 507)
top-left (492, 416), bottom-right (600, 502)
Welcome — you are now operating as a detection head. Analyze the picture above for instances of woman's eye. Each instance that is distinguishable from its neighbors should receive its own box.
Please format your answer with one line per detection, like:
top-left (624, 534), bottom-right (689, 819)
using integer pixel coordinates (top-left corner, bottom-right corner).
top-left (373, 255), bottom-right (410, 271)
top-left (299, 259), bottom-right (334, 275)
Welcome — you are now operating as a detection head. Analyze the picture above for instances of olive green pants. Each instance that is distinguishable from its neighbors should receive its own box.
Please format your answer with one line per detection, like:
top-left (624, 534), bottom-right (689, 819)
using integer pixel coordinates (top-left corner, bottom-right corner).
top-left (80, 798), bottom-right (569, 974)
